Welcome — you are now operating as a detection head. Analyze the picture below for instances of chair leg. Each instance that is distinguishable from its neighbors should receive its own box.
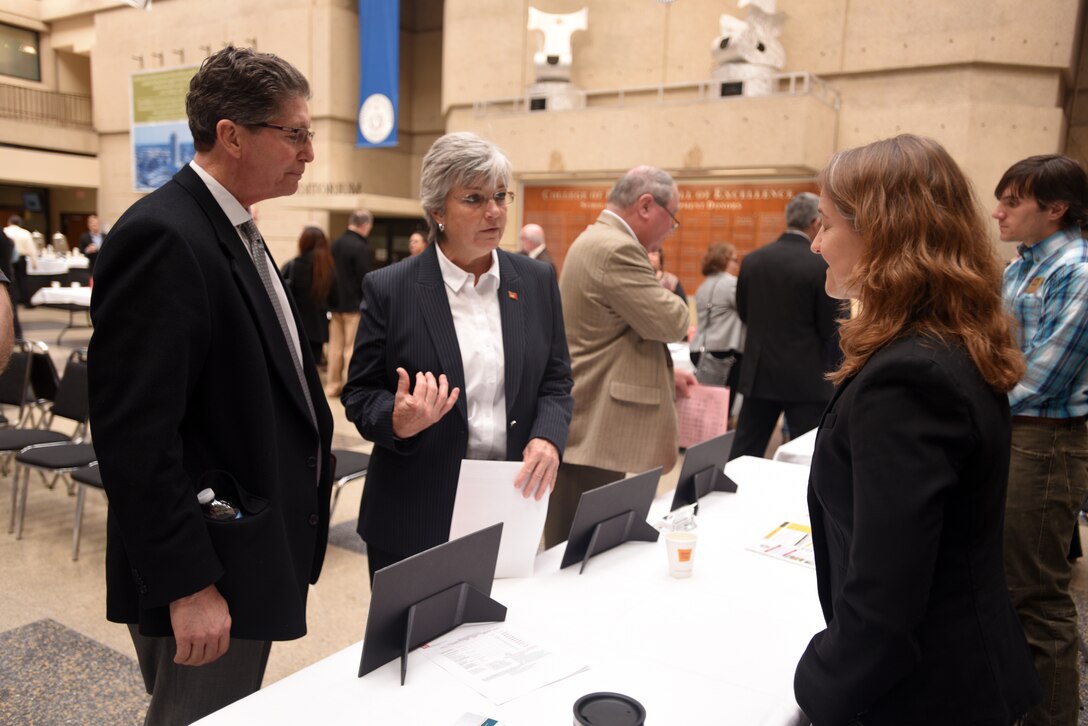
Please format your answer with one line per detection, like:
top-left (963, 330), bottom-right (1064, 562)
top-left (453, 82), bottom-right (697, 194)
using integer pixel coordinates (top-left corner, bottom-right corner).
top-left (330, 481), bottom-right (342, 518)
top-left (14, 464), bottom-right (29, 540)
top-left (72, 484), bottom-right (86, 561)
top-left (8, 464), bottom-right (17, 534)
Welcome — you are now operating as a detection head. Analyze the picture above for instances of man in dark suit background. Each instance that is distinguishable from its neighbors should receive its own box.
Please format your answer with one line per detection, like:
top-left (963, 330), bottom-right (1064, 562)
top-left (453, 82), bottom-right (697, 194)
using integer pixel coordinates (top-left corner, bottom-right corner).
top-left (77, 213), bottom-right (105, 272)
top-left (88, 47), bottom-right (333, 724)
top-left (731, 192), bottom-right (841, 459)
top-left (326, 209), bottom-right (372, 397)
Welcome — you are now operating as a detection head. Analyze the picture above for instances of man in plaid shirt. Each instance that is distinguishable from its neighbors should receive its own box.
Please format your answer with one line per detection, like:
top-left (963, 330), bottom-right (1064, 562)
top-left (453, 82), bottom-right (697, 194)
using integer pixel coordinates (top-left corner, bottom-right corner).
top-left (996, 154), bottom-right (1088, 726)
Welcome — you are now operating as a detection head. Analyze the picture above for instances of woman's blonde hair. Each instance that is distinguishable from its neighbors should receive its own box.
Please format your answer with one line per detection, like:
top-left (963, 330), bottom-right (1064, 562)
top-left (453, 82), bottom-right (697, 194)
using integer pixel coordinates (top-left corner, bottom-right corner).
top-left (820, 134), bottom-right (1024, 391)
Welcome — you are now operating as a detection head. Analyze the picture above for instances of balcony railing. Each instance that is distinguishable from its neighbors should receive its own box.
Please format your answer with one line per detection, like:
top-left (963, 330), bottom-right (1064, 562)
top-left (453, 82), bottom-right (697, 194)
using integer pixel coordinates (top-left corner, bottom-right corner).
top-left (0, 83), bottom-right (93, 129)
top-left (474, 71), bottom-right (841, 116)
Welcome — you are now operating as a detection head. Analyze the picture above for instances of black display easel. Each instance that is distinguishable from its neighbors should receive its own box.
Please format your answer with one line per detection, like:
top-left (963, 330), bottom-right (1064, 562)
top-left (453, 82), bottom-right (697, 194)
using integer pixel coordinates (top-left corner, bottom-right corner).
top-left (400, 581), bottom-right (507, 684)
top-left (689, 465), bottom-right (738, 513)
top-left (577, 509), bottom-right (659, 574)
top-left (358, 523), bottom-right (506, 682)
top-left (560, 468), bottom-right (662, 573)
top-left (670, 431), bottom-right (738, 512)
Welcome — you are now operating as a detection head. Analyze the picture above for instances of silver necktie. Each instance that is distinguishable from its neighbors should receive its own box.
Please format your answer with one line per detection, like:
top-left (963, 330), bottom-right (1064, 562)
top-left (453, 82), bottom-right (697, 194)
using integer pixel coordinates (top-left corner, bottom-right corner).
top-left (239, 220), bottom-right (317, 429)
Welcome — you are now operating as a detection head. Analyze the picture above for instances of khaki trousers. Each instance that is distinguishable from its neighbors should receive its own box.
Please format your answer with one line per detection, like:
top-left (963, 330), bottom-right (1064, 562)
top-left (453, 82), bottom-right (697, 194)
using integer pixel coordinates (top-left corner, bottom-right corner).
top-left (325, 311), bottom-right (360, 397)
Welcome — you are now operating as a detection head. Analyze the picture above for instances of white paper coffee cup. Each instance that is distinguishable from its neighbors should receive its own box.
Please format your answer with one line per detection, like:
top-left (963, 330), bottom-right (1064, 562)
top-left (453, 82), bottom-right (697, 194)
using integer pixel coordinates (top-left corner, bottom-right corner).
top-left (665, 531), bottom-right (697, 578)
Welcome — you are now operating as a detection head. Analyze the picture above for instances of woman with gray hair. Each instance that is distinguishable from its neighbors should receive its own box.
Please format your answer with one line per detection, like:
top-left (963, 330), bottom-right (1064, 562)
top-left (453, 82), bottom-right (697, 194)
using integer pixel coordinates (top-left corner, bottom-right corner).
top-left (690, 242), bottom-right (745, 393)
top-left (342, 132), bottom-right (574, 581)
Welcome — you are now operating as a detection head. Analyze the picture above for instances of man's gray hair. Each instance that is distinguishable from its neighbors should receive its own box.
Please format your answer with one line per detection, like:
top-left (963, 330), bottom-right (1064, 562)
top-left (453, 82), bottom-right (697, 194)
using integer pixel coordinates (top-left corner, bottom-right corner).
top-left (786, 192), bottom-right (820, 230)
top-left (349, 209), bottom-right (373, 228)
top-left (607, 166), bottom-right (676, 209)
top-left (419, 132), bottom-right (512, 243)
top-left (186, 46), bottom-right (310, 153)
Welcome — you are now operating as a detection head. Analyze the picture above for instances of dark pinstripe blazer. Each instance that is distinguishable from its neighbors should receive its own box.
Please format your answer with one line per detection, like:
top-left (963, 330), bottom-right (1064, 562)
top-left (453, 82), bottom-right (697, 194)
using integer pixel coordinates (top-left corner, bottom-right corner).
top-left (342, 244), bottom-right (573, 557)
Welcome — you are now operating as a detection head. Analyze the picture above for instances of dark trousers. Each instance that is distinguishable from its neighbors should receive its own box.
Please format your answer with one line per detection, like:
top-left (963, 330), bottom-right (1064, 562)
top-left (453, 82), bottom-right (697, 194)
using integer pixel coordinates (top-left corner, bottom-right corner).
top-left (128, 625), bottom-right (272, 726)
top-left (729, 396), bottom-right (827, 460)
top-left (1004, 420), bottom-right (1088, 726)
top-left (543, 462), bottom-right (625, 549)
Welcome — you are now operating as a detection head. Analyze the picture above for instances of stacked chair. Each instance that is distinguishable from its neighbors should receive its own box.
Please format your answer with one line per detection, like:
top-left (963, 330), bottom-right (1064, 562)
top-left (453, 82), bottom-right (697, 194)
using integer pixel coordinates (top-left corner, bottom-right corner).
top-left (0, 340), bottom-right (34, 432)
top-left (4, 346), bottom-right (98, 559)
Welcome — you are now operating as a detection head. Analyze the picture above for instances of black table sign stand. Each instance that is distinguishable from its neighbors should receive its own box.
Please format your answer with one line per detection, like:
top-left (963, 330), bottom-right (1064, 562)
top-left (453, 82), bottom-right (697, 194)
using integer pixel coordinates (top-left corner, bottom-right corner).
top-left (690, 465), bottom-right (738, 514)
top-left (400, 582), bottom-right (507, 685)
top-left (578, 509), bottom-right (659, 574)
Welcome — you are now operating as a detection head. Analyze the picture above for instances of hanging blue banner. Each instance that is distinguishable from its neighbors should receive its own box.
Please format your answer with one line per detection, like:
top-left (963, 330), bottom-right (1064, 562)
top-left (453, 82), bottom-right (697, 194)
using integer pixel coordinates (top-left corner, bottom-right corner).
top-left (357, 0), bottom-right (399, 148)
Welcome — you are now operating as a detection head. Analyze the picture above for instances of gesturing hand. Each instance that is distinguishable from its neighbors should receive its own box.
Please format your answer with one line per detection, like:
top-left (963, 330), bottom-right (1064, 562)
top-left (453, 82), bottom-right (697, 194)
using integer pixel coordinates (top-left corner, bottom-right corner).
top-left (169, 584), bottom-right (231, 666)
top-left (514, 438), bottom-right (560, 501)
top-left (391, 367), bottom-right (460, 439)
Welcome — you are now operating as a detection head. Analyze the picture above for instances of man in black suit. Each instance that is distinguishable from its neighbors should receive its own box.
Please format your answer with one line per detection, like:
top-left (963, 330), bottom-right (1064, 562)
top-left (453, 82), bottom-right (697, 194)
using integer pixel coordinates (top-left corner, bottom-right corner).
top-left (731, 192), bottom-right (840, 459)
top-left (77, 213), bottom-right (105, 272)
top-left (326, 209), bottom-right (372, 397)
top-left (88, 47), bottom-right (333, 725)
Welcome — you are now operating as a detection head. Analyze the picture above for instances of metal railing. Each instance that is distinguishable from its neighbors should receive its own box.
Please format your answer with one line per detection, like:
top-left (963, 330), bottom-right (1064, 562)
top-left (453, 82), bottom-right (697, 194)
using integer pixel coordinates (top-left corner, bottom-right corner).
top-left (473, 71), bottom-right (841, 116)
top-left (0, 83), bottom-right (93, 129)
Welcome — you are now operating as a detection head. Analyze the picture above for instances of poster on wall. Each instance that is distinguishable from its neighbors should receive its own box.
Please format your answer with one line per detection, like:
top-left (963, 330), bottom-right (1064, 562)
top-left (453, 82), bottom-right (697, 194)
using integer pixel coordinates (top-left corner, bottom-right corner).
top-left (131, 66), bottom-right (198, 192)
top-left (521, 180), bottom-right (818, 296)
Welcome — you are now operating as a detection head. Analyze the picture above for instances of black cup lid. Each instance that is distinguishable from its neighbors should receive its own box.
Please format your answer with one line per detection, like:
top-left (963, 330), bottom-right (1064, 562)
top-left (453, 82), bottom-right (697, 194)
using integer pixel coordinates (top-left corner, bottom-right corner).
top-left (573, 692), bottom-right (647, 726)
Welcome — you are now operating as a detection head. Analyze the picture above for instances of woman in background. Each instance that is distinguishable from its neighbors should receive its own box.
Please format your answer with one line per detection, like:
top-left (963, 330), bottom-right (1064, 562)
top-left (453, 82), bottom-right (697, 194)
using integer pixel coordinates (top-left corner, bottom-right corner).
top-left (283, 225), bottom-right (337, 365)
top-left (690, 242), bottom-right (744, 394)
top-left (648, 248), bottom-right (687, 303)
top-left (793, 134), bottom-right (1039, 724)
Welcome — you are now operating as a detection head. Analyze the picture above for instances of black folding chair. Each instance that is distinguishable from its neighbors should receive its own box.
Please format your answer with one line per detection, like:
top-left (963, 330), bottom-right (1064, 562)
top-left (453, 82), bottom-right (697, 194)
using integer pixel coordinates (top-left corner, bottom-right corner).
top-left (26, 340), bottom-right (60, 428)
top-left (0, 340), bottom-right (34, 430)
top-left (70, 464), bottom-right (103, 561)
top-left (329, 449), bottom-right (370, 517)
top-left (6, 348), bottom-right (91, 536)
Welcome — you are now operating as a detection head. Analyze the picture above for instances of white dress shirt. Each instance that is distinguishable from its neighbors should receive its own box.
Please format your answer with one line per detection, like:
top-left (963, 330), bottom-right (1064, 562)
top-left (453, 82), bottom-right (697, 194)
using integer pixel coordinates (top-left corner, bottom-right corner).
top-left (435, 243), bottom-right (507, 460)
top-left (188, 161), bottom-right (304, 365)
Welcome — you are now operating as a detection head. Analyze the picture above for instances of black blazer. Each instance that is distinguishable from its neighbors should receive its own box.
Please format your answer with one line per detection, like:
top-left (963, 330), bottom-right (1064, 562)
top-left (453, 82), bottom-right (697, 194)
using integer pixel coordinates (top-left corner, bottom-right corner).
top-left (342, 245), bottom-right (573, 557)
top-left (89, 165), bottom-right (334, 641)
top-left (794, 334), bottom-right (1039, 724)
top-left (283, 250), bottom-right (338, 345)
top-left (77, 230), bottom-right (104, 253)
top-left (735, 231), bottom-right (840, 401)
top-left (330, 229), bottom-right (370, 313)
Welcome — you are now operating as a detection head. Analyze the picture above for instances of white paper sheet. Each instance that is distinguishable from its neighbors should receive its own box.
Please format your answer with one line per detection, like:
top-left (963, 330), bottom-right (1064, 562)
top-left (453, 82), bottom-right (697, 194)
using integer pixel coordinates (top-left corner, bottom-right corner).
top-left (421, 622), bottom-right (589, 705)
top-left (449, 459), bottom-right (550, 578)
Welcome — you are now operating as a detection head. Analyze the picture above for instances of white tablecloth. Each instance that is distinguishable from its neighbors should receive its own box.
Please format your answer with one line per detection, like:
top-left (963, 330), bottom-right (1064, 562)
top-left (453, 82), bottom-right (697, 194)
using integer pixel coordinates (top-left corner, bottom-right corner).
top-left (29, 286), bottom-right (92, 307)
top-left (25, 255), bottom-right (89, 275)
top-left (196, 456), bottom-right (822, 726)
top-left (772, 428), bottom-right (817, 467)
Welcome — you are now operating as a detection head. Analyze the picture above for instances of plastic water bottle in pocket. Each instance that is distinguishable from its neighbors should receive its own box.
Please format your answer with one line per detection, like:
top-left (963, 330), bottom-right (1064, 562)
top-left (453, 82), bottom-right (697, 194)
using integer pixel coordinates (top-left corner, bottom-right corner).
top-left (197, 488), bottom-right (242, 520)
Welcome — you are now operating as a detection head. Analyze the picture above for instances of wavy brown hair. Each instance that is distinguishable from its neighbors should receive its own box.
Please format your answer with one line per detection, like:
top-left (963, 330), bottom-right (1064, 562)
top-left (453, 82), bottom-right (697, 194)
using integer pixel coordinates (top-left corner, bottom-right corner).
top-left (297, 225), bottom-right (334, 304)
top-left (820, 134), bottom-right (1024, 391)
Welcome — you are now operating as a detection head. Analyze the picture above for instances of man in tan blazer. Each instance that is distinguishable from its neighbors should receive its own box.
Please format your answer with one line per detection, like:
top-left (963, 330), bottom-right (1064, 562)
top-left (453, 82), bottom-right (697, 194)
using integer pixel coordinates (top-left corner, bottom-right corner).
top-left (544, 166), bottom-right (695, 548)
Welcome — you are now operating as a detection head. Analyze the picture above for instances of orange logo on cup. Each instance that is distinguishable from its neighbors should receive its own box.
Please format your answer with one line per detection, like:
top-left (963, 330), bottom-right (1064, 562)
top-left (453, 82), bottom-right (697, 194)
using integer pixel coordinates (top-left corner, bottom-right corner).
top-left (677, 548), bottom-right (693, 562)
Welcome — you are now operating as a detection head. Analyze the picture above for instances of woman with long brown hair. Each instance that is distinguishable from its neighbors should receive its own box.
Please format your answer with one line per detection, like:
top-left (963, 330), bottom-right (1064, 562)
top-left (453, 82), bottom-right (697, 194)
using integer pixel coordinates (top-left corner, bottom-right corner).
top-left (793, 135), bottom-right (1039, 724)
top-left (283, 224), bottom-right (338, 364)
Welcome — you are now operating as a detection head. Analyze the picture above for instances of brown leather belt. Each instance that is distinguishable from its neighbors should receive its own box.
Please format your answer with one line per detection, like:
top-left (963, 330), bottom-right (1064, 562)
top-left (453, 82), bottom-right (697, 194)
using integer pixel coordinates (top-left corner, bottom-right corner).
top-left (1011, 415), bottom-right (1088, 429)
